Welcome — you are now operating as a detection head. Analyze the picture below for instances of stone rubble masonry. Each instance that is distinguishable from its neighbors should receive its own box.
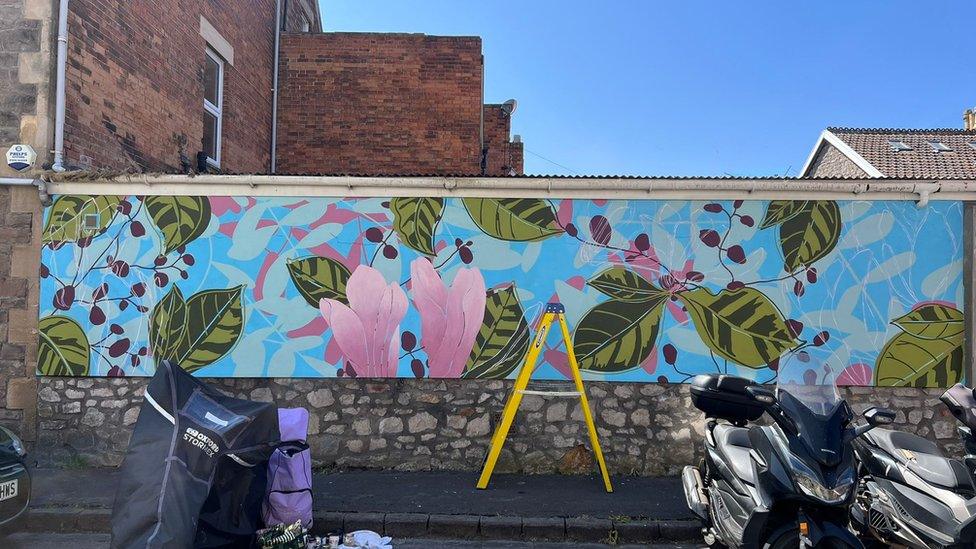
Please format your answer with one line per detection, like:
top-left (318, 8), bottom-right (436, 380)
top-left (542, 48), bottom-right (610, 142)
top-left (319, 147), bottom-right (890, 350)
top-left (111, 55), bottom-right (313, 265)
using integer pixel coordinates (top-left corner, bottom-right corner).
top-left (0, 0), bottom-right (52, 176)
top-left (33, 377), bottom-right (958, 475)
top-left (275, 32), bottom-right (523, 176)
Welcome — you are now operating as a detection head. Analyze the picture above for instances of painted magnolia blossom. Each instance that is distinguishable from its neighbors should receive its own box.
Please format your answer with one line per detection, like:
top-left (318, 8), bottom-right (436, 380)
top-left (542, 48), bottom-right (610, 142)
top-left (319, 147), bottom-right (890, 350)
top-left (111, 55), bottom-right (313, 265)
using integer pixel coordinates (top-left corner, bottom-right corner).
top-left (410, 258), bottom-right (487, 378)
top-left (318, 265), bottom-right (407, 377)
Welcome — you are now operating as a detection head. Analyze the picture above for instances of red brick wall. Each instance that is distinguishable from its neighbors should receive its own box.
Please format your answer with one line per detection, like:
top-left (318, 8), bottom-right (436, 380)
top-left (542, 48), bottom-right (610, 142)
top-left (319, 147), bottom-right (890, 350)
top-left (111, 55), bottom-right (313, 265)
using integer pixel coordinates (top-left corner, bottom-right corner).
top-left (63, 0), bottom-right (277, 173)
top-left (283, 0), bottom-right (321, 32)
top-left (483, 105), bottom-right (524, 175)
top-left (275, 32), bottom-right (486, 175)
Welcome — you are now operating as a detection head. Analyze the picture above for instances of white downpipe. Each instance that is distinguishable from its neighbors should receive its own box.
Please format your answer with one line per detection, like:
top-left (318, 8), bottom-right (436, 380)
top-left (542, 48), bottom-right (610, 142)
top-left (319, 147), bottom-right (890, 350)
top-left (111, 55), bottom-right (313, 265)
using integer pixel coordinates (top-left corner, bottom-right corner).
top-left (0, 177), bottom-right (36, 186)
top-left (270, 0), bottom-right (282, 174)
top-left (51, 0), bottom-right (70, 172)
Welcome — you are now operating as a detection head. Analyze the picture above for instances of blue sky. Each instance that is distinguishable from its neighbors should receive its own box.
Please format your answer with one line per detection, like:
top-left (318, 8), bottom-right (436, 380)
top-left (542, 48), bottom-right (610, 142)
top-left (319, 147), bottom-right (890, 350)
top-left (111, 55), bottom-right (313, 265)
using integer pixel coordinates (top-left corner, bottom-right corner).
top-left (318, 2), bottom-right (975, 177)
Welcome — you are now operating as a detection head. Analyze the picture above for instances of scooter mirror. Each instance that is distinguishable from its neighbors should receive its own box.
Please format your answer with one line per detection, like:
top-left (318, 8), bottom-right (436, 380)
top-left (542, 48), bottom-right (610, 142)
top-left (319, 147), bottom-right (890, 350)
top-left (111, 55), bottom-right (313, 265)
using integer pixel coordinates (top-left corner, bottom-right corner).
top-left (745, 385), bottom-right (776, 405)
top-left (864, 407), bottom-right (896, 426)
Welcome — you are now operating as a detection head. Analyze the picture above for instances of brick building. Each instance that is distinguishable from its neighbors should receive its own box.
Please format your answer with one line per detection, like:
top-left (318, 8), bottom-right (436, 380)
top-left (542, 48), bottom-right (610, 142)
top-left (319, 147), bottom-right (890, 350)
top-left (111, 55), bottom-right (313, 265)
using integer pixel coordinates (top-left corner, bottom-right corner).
top-left (35, 1), bottom-right (523, 176)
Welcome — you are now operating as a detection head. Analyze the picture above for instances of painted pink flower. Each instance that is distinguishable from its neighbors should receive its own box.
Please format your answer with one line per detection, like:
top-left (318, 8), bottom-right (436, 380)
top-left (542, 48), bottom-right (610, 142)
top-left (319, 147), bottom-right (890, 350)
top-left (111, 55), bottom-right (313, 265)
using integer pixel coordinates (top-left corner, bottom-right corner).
top-left (410, 259), bottom-right (486, 378)
top-left (837, 363), bottom-right (873, 386)
top-left (319, 265), bottom-right (407, 377)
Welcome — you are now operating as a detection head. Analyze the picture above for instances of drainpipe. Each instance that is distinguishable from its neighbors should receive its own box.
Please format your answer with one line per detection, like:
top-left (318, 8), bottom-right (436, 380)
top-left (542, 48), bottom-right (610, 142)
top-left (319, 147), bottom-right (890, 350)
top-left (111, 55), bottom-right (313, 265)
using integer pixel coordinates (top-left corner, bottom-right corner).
top-left (0, 177), bottom-right (52, 206)
top-left (51, 0), bottom-right (69, 172)
top-left (270, 0), bottom-right (282, 173)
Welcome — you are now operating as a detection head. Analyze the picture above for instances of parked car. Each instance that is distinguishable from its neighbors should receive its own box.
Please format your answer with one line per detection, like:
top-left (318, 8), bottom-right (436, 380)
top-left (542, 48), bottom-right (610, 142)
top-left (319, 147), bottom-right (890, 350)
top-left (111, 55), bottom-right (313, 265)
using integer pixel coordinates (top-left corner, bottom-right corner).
top-left (0, 426), bottom-right (30, 535)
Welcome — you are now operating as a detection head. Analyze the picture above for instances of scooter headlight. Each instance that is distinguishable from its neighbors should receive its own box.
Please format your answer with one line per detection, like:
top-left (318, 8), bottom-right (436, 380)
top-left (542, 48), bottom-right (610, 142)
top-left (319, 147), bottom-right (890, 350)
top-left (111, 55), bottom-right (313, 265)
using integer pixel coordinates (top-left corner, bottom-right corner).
top-left (789, 455), bottom-right (853, 503)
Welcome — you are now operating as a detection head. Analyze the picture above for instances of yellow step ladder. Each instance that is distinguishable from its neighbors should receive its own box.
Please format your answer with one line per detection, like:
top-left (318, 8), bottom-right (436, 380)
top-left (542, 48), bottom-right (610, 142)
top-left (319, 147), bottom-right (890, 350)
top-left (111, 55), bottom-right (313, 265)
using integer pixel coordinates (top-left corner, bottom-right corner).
top-left (476, 302), bottom-right (613, 493)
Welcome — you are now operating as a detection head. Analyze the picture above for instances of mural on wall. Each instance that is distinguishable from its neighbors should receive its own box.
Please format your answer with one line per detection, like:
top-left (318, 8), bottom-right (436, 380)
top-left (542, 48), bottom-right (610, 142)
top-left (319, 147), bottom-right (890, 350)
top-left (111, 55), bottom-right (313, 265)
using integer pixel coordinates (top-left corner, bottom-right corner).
top-left (37, 195), bottom-right (965, 387)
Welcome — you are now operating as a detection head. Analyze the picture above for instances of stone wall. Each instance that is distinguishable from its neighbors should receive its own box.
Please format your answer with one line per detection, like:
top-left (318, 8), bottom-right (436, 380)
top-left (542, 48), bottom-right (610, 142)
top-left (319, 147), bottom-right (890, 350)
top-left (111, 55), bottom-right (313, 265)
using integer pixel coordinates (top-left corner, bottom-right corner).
top-left (804, 142), bottom-right (870, 178)
top-left (34, 377), bottom-right (959, 475)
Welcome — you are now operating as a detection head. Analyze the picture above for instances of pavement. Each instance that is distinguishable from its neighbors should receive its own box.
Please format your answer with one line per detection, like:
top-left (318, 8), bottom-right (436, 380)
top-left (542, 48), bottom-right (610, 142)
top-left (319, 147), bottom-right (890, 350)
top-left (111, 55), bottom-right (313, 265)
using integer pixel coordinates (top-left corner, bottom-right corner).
top-left (5, 533), bottom-right (703, 548)
top-left (22, 467), bottom-right (699, 544)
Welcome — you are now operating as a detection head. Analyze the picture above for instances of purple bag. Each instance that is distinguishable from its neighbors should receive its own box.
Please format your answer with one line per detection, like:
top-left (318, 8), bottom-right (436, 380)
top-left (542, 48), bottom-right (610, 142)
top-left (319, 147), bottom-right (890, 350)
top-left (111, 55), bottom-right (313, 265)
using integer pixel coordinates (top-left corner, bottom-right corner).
top-left (262, 407), bottom-right (313, 528)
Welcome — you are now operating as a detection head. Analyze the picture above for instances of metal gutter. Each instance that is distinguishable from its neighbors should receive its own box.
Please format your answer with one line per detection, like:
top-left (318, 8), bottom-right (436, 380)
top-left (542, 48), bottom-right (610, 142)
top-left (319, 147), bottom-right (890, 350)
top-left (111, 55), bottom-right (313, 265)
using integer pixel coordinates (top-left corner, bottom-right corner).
top-left (41, 175), bottom-right (976, 204)
top-left (0, 177), bottom-right (52, 205)
top-left (51, 0), bottom-right (70, 172)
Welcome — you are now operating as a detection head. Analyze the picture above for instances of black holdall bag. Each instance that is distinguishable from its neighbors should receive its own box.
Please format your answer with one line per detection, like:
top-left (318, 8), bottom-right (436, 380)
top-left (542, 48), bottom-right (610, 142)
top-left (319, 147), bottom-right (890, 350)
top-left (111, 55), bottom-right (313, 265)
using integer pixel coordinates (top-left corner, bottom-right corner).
top-left (110, 360), bottom-right (280, 548)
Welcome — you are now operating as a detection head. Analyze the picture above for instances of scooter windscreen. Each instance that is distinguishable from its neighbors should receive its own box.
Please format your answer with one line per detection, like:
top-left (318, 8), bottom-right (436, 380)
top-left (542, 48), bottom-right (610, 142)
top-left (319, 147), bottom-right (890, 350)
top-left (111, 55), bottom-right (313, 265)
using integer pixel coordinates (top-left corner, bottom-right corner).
top-left (776, 353), bottom-right (851, 467)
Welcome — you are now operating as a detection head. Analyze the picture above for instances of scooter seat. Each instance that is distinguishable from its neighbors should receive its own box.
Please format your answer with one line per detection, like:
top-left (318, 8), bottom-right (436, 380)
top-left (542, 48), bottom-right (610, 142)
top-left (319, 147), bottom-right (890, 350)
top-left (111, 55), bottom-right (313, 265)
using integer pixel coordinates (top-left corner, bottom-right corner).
top-left (864, 428), bottom-right (973, 492)
top-left (713, 424), bottom-right (756, 486)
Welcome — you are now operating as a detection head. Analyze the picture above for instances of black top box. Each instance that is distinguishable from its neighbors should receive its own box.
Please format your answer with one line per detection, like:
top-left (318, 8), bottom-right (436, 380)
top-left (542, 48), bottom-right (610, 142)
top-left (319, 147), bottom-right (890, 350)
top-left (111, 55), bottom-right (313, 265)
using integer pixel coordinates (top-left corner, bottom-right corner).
top-left (690, 374), bottom-right (765, 424)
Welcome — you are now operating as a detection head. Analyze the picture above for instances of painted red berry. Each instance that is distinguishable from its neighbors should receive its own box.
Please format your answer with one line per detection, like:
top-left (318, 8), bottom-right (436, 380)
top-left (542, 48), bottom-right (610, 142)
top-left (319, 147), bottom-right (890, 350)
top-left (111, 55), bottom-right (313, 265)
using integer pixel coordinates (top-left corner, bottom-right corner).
top-left (39, 264), bottom-right (49, 278)
top-left (108, 366), bottom-right (126, 377)
top-left (733, 200), bottom-right (744, 209)
top-left (383, 244), bottom-right (398, 259)
top-left (740, 215), bottom-right (755, 227)
top-left (182, 254), bottom-right (195, 266)
top-left (110, 323), bottom-right (124, 335)
top-left (401, 331), bottom-right (417, 351)
top-left (345, 363), bottom-right (358, 378)
top-left (131, 354), bottom-right (140, 367)
top-left (130, 221), bottom-right (145, 237)
top-left (138, 346), bottom-right (147, 356)
top-left (685, 271), bottom-right (705, 282)
top-left (726, 245), bottom-right (746, 264)
top-left (131, 282), bottom-right (146, 297)
top-left (118, 200), bottom-right (132, 215)
top-left (459, 246), bottom-right (473, 264)
top-left (118, 299), bottom-right (129, 311)
top-left (154, 255), bottom-right (167, 267)
top-left (699, 229), bottom-right (721, 247)
top-left (768, 357), bottom-right (780, 371)
top-left (365, 227), bottom-right (384, 243)
top-left (726, 281), bottom-right (745, 291)
top-left (411, 358), bottom-right (425, 378)
top-left (703, 203), bottom-right (723, 213)
top-left (54, 286), bottom-right (75, 310)
top-left (77, 236), bottom-right (93, 248)
top-left (634, 233), bottom-right (650, 252)
top-left (786, 319), bottom-right (804, 338)
top-left (154, 271), bottom-right (169, 287)
top-left (108, 338), bottom-right (131, 358)
top-left (803, 369), bottom-right (817, 385)
top-left (589, 215), bottom-right (612, 245)
top-left (89, 305), bottom-right (106, 325)
top-left (93, 282), bottom-right (109, 301)
top-left (663, 344), bottom-right (677, 365)
top-left (813, 331), bottom-right (830, 346)
top-left (111, 260), bottom-right (130, 277)
top-left (793, 280), bottom-right (805, 297)
top-left (565, 223), bottom-right (578, 238)
top-left (806, 267), bottom-right (818, 284)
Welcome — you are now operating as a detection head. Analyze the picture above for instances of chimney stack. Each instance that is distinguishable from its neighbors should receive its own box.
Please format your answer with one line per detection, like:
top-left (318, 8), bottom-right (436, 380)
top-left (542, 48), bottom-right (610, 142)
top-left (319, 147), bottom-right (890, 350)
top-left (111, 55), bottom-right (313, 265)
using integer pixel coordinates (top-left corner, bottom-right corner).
top-left (966, 108), bottom-right (976, 131)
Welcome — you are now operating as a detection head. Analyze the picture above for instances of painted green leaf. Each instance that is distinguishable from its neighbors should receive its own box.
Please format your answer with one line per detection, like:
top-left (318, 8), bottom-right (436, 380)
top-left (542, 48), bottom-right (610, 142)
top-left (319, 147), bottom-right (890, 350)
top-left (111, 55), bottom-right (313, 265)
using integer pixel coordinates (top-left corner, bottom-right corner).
top-left (149, 285), bottom-right (187, 361)
top-left (778, 201), bottom-right (841, 271)
top-left (892, 304), bottom-right (964, 340)
top-left (175, 285), bottom-right (245, 373)
top-left (37, 315), bottom-right (90, 376)
top-left (462, 198), bottom-right (563, 242)
top-left (677, 287), bottom-right (798, 368)
top-left (463, 285), bottom-right (530, 379)
top-left (759, 200), bottom-right (809, 229)
top-left (875, 332), bottom-right (963, 388)
top-left (287, 256), bottom-right (351, 307)
top-left (587, 266), bottom-right (667, 303)
top-left (42, 195), bottom-right (121, 243)
top-left (390, 197), bottom-right (443, 256)
top-left (573, 297), bottom-right (668, 373)
top-left (144, 196), bottom-right (212, 254)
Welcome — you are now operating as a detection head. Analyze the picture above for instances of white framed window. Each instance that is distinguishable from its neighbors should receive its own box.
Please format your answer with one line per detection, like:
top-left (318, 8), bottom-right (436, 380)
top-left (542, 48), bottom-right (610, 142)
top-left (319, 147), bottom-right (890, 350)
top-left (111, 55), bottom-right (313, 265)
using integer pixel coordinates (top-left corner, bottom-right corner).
top-left (203, 48), bottom-right (224, 168)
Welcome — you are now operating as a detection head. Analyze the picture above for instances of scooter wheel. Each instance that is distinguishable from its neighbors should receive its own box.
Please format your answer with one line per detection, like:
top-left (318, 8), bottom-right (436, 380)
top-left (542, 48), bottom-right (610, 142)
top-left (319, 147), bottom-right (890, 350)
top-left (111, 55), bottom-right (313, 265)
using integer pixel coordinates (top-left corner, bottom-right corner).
top-left (762, 528), bottom-right (799, 549)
